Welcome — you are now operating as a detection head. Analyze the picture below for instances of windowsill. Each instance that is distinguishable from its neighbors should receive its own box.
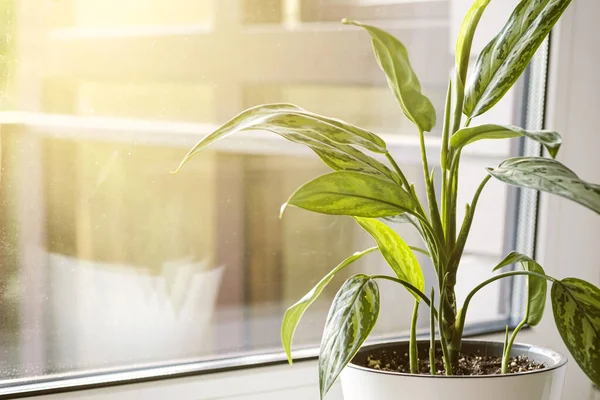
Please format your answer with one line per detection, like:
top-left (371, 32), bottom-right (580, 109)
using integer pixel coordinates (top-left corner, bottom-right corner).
top-left (0, 322), bottom-right (512, 399)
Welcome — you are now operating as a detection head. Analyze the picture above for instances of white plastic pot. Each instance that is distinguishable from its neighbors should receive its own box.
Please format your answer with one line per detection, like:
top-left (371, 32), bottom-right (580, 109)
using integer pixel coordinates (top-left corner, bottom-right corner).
top-left (340, 340), bottom-right (567, 400)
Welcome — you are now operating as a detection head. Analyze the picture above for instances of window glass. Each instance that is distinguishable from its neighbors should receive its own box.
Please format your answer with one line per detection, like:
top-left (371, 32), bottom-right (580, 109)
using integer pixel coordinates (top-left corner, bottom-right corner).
top-left (0, 0), bottom-right (540, 381)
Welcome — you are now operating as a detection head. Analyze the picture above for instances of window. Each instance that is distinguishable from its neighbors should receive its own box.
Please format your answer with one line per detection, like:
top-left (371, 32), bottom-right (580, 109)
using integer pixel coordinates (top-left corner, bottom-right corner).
top-left (0, 0), bottom-right (548, 395)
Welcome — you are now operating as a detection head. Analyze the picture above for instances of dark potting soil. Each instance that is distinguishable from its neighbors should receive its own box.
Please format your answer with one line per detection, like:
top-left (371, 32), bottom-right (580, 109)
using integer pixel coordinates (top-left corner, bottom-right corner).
top-left (363, 347), bottom-right (546, 376)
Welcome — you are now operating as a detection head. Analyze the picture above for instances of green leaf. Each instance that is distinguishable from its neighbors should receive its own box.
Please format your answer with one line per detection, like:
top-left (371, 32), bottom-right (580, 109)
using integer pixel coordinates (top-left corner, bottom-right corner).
top-left (451, 125), bottom-right (562, 158)
top-left (552, 278), bottom-right (600, 387)
top-left (487, 157), bottom-right (600, 215)
top-left (455, 0), bottom-right (492, 85)
top-left (281, 247), bottom-right (378, 364)
top-left (464, 0), bottom-right (572, 117)
top-left (319, 275), bottom-right (380, 399)
top-left (284, 171), bottom-right (417, 218)
top-left (174, 103), bottom-right (397, 181)
top-left (493, 252), bottom-right (547, 326)
top-left (354, 217), bottom-right (425, 296)
top-left (343, 20), bottom-right (436, 132)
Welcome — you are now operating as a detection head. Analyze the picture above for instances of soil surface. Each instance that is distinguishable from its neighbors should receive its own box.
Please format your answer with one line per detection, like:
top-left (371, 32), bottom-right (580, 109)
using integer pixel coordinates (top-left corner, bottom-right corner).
top-left (363, 347), bottom-right (546, 375)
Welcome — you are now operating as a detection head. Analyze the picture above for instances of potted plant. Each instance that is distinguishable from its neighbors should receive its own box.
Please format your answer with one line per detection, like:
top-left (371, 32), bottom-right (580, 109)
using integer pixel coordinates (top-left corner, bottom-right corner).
top-left (175, 0), bottom-right (600, 398)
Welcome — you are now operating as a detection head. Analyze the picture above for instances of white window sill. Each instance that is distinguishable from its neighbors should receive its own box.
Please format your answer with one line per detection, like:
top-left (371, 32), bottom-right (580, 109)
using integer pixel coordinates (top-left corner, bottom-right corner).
top-left (14, 361), bottom-right (334, 400)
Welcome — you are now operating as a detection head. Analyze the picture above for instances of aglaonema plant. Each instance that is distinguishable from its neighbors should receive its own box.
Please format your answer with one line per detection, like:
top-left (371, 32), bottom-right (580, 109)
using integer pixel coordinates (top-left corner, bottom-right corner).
top-left (175, 0), bottom-right (600, 397)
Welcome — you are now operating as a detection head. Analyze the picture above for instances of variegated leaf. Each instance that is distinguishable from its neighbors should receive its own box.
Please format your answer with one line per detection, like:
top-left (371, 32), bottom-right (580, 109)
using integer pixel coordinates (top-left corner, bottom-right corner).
top-left (493, 252), bottom-right (547, 325)
top-left (488, 157), bottom-right (600, 215)
top-left (451, 124), bottom-right (562, 158)
top-left (283, 171), bottom-right (416, 218)
top-left (354, 217), bottom-right (425, 296)
top-left (552, 278), bottom-right (600, 387)
top-left (174, 103), bottom-right (398, 181)
top-left (319, 275), bottom-right (380, 399)
top-left (343, 20), bottom-right (436, 132)
top-left (281, 247), bottom-right (378, 364)
top-left (456, 0), bottom-right (492, 85)
top-left (464, 0), bottom-right (573, 117)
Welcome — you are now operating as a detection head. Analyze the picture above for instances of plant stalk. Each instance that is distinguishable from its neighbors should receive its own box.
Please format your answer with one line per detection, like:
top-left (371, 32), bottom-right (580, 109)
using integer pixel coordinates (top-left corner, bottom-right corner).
top-left (440, 79), bottom-right (453, 233)
top-left (501, 280), bottom-right (531, 373)
top-left (429, 288), bottom-right (437, 375)
top-left (418, 129), bottom-right (444, 242)
top-left (437, 273), bottom-right (453, 375)
top-left (385, 152), bottom-right (410, 189)
top-left (501, 325), bottom-right (509, 367)
top-left (455, 270), bottom-right (557, 340)
top-left (409, 300), bottom-right (419, 374)
top-left (370, 275), bottom-right (435, 312)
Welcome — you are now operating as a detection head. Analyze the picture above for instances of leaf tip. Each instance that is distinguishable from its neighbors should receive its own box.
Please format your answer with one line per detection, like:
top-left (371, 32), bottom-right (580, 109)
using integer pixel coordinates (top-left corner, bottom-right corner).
top-left (279, 202), bottom-right (289, 219)
top-left (285, 352), bottom-right (294, 365)
top-left (170, 159), bottom-right (188, 175)
top-left (341, 18), bottom-right (359, 27)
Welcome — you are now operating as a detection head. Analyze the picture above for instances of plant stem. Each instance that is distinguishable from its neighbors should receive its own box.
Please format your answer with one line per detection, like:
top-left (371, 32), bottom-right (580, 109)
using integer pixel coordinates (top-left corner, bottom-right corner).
top-left (438, 273), bottom-right (453, 375)
top-left (445, 150), bottom-right (462, 250)
top-left (501, 325), bottom-right (509, 366)
top-left (370, 275), bottom-right (435, 313)
top-left (409, 246), bottom-right (431, 257)
top-left (455, 270), bottom-right (556, 340)
top-left (429, 288), bottom-right (437, 375)
top-left (439, 174), bottom-right (491, 369)
top-left (501, 280), bottom-right (531, 373)
top-left (385, 152), bottom-right (410, 189)
top-left (418, 129), bottom-right (444, 242)
top-left (440, 80), bottom-right (453, 233)
top-left (448, 175), bottom-right (491, 273)
top-left (409, 301), bottom-right (419, 374)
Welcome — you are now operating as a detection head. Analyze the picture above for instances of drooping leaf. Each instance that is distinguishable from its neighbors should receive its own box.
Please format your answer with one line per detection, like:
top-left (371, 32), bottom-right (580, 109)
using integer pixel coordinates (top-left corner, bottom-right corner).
top-left (552, 278), bottom-right (600, 387)
top-left (281, 247), bottom-right (378, 364)
top-left (283, 171), bottom-right (416, 218)
top-left (354, 217), bottom-right (424, 296)
top-left (487, 157), bottom-right (600, 215)
top-left (174, 104), bottom-right (398, 181)
top-left (464, 0), bottom-right (573, 117)
top-left (451, 125), bottom-right (562, 158)
top-left (493, 252), bottom-right (547, 325)
top-left (319, 275), bottom-right (380, 399)
top-left (343, 20), bottom-right (436, 132)
top-left (455, 0), bottom-right (492, 85)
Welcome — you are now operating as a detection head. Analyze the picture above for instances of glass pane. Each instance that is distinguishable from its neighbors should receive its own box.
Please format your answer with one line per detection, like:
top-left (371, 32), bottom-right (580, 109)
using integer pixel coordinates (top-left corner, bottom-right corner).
top-left (0, 0), bottom-right (539, 383)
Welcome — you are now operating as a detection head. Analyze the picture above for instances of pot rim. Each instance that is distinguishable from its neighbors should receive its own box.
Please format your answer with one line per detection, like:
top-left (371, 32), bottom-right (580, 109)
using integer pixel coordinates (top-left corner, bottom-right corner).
top-left (346, 339), bottom-right (568, 379)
